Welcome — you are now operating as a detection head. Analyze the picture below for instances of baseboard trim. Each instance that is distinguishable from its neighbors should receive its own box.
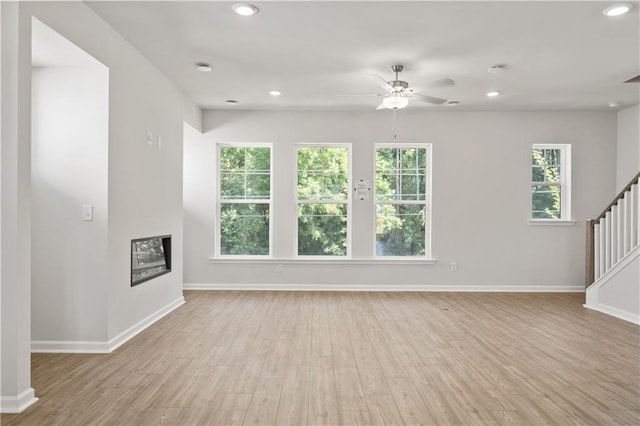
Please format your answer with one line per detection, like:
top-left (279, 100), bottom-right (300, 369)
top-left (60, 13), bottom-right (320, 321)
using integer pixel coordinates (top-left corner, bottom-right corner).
top-left (184, 283), bottom-right (584, 292)
top-left (31, 340), bottom-right (110, 353)
top-left (583, 303), bottom-right (640, 325)
top-left (107, 296), bottom-right (185, 353)
top-left (1, 388), bottom-right (38, 414)
top-left (31, 296), bottom-right (185, 354)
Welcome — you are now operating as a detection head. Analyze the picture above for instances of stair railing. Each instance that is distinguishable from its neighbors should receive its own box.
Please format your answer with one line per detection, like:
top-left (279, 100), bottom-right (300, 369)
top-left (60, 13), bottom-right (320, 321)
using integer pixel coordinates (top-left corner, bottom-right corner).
top-left (586, 172), bottom-right (640, 286)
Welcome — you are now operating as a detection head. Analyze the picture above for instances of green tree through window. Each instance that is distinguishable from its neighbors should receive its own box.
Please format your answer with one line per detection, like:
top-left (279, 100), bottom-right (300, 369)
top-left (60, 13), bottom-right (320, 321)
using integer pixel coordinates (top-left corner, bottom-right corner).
top-left (218, 145), bottom-right (271, 255)
top-left (297, 145), bottom-right (350, 256)
top-left (375, 145), bottom-right (430, 257)
top-left (531, 146), bottom-right (568, 219)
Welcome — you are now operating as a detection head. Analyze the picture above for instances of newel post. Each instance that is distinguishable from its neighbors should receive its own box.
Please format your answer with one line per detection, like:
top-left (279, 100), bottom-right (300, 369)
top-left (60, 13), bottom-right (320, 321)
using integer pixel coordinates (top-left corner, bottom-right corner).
top-left (585, 219), bottom-right (595, 287)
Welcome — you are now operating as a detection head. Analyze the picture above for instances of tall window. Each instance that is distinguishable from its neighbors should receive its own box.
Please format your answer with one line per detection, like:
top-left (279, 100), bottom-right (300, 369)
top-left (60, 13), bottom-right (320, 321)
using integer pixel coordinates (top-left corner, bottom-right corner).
top-left (297, 145), bottom-right (350, 256)
top-left (217, 144), bottom-right (271, 256)
top-left (531, 144), bottom-right (571, 220)
top-left (375, 144), bottom-right (431, 257)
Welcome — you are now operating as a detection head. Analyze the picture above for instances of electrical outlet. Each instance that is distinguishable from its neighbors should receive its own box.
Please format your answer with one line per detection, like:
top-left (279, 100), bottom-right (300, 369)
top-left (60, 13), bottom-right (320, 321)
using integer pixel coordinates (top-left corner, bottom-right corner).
top-left (450, 262), bottom-right (457, 272)
top-left (146, 131), bottom-right (153, 145)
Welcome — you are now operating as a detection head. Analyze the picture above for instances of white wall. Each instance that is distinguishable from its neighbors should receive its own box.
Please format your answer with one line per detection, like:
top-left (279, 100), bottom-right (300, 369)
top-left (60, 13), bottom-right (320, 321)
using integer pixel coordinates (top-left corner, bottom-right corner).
top-left (31, 65), bottom-right (109, 342)
top-left (183, 122), bottom-right (208, 272)
top-left (585, 247), bottom-right (640, 324)
top-left (184, 110), bottom-right (617, 289)
top-left (1, 1), bottom-right (201, 410)
top-left (616, 104), bottom-right (640, 191)
top-left (598, 251), bottom-right (640, 321)
top-left (20, 2), bottom-right (201, 345)
top-left (104, 23), bottom-right (196, 341)
top-left (1, 0), bottom-right (37, 413)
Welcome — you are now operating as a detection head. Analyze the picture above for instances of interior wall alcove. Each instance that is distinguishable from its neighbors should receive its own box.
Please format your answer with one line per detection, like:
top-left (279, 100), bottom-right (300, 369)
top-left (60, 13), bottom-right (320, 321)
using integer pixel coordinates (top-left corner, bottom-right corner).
top-left (31, 17), bottom-right (110, 345)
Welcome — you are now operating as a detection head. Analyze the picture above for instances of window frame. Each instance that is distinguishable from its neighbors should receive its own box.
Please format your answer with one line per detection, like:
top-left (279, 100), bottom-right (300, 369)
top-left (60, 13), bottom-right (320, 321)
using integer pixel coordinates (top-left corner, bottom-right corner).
top-left (374, 143), bottom-right (433, 259)
top-left (531, 143), bottom-right (572, 221)
top-left (295, 143), bottom-right (352, 258)
top-left (215, 142), bottom-right (273, 258)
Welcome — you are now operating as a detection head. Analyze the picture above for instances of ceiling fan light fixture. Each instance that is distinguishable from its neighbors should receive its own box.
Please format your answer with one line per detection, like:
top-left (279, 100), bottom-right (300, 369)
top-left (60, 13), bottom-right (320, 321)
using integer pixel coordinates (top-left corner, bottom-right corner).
top-left (603, 3), bottom-right (633, 16)
top-left (382, 94), bottom-right (409, 109)
top-left (233, 3), bottom-right (259, 16)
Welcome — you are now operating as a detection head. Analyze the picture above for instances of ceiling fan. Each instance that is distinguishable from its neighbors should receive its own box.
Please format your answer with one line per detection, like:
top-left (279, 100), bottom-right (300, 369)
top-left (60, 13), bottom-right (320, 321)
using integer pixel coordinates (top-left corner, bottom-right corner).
top-left (343, 65), bottom-right (455, 110)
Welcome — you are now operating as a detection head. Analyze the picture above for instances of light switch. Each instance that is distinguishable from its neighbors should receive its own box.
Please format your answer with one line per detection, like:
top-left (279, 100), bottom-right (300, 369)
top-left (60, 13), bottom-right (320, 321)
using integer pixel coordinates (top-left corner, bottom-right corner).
top-left (146, 132), bottom-right (153, 145)
top-left (82, 205), bottom-right (93, 221)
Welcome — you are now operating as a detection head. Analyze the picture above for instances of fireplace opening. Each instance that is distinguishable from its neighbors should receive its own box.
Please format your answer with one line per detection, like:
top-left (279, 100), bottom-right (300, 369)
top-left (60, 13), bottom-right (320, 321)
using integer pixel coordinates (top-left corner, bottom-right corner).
top-left (131, 235), bottom-right (171, 286)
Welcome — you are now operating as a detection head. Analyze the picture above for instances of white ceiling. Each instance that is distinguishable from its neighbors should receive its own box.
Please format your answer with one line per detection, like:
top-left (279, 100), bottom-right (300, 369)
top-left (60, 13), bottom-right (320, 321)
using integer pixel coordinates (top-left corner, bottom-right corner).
top-left (85, 0), bottom-right (640, 111)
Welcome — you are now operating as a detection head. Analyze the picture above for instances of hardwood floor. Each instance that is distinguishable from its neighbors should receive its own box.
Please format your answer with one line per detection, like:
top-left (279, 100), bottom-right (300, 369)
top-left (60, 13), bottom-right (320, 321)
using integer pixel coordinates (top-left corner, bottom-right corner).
top-left (3, 291), bottom-right (639, 425)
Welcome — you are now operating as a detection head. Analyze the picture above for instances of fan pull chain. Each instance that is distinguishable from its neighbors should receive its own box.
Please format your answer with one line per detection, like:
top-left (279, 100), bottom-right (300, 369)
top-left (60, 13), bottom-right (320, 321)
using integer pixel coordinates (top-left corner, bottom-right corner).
top-left (392, 108), bottom-right (397, 139)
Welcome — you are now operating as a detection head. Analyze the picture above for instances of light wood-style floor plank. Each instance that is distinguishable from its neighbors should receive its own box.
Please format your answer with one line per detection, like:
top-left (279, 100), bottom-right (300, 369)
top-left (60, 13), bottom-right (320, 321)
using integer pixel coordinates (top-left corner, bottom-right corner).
top-left (386, 376), bottom-right (437, 425)
top-left (339, 410), bottom-right (372, 426)
top-left (3, 291), bottom-right (639, 425)
top-left (243, 377), bottom-right (283, 426)
top-left (308, 356), bottom-right (339, 425)
top-left (365, 394), bottom-right (405, 425)
top-left (274, 365), bottom-right (310, 425)
top-left (209, 393), bottom-right (252, 426)
top-left (328, 302), bottom-right (368, 412)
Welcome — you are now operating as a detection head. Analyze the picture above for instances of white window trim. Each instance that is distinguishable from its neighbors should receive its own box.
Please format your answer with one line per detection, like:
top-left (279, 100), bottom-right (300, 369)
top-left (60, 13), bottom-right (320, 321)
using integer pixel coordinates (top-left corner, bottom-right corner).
top-left (214, 142), bottom-right (273, 258)
top-left (530, 143), bottom-right (572, 222)
top-left (295, 143), bottom-right (352, 258)
top-left (374, 143), bottom-right (433, 259)
top-left (527, 219), bottom-right (577, 226)
top-left (207, 257), bottom-right (436, 265)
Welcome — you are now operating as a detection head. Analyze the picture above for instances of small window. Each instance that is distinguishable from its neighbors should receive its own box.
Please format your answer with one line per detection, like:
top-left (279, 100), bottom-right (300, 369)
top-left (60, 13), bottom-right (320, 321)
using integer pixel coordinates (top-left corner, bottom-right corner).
top-left (375, 144), bottom-right (432, 257)
top-left (296, 145), bottom-right (351, 256)
top-left (216, 144), bottom-right (271, 256)
top-left (531, 144), bottom-right (571, 220)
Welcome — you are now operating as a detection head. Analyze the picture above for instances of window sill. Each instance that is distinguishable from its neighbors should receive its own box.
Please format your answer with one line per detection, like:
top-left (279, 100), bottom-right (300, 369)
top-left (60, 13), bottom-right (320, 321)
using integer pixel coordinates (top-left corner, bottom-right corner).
top-left (527, 219), bottom-right (577, 227)
top-left (208, 257), bottom-right (437, 265)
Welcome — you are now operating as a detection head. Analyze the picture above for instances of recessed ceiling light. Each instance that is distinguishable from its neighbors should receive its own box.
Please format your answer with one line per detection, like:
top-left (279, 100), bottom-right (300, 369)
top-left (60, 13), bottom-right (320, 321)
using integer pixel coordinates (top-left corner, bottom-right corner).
top-left (486, 91), bottom-right (501, 97)
top-left (226, 100), bottom-right (239, 105)
top-left (196, 63), bottom-right (212, 72)
top-left (269, 90), bottom-right (281, 96)
top-left (233, 3), bottom-right (259, 16)
top-left (608, 101), bottom-right (623, 108)
top-left (488, 64), bottom-right (506, 73)
top-left (603, 3), bottom-right (633, 16)
top-left (446, 101), bottom-right (460, 107)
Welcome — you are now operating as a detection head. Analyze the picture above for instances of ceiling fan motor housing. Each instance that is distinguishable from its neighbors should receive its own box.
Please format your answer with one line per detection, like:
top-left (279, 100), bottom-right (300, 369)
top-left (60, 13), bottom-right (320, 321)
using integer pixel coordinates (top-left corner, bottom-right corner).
top-left (389, 65), bottom-right (408, 91)
top-left (389, 80), bottom-right (409, 91)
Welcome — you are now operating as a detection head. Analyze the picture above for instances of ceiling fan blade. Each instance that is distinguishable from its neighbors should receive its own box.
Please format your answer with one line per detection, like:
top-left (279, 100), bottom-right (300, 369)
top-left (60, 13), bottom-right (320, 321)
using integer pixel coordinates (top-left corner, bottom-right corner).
top-left (414, 93), bottom-right (448, 105)
top-left (368, 74), bottom-right (393, 91)
top-left (376, 103), bottom-right (387, 110)
top-left (428, 77), bottom-right (457, 88)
